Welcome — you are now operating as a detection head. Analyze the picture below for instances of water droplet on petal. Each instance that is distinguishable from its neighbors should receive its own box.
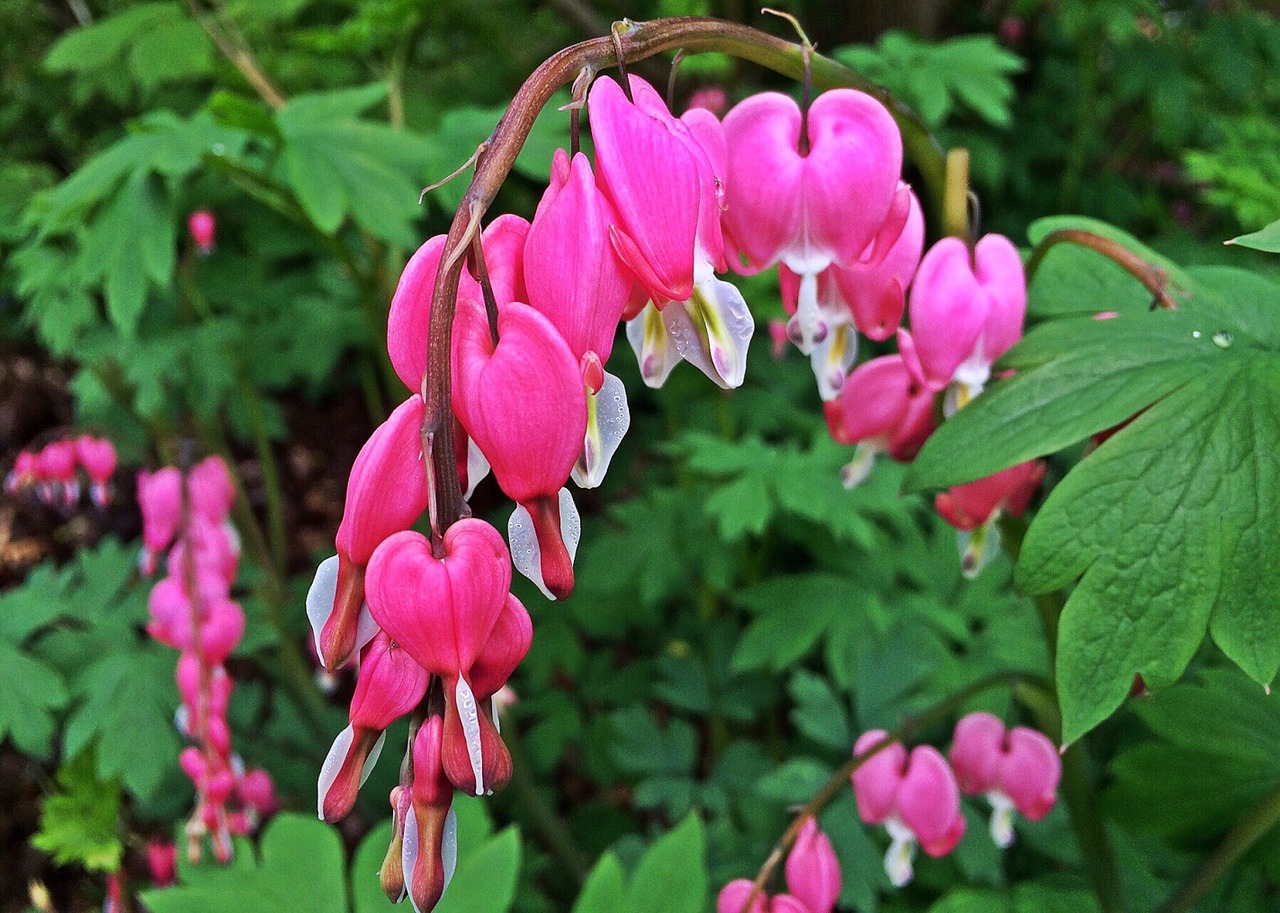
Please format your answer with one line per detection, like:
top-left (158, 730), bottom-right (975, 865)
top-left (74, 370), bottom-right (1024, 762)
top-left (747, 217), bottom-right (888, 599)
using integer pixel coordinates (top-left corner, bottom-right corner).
top-left (1212, 331), bottom-right (1233, 348)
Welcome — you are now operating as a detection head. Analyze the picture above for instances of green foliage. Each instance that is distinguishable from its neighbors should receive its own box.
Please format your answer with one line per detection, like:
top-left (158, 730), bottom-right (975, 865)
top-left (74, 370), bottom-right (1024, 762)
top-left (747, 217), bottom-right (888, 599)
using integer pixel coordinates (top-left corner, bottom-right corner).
top-left (573, 815), bottom-right (706, 913)
top-left (1107, 668), bottom-right (1280, 846)
top-left (833, 31), bottom-right (1024, 129)
top-left (908, 222), bottom-right (1280, 743)
top-left (32, 751), bottom-right (124, 874)
top-left (1230, 219), bottom-right (1280, 254)
top-left (143, 802), bottom-right (520, 913)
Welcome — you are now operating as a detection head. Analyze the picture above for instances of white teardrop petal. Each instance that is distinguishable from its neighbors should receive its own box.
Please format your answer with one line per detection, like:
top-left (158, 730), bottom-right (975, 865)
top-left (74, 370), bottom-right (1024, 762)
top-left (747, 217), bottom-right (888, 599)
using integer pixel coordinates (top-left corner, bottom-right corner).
top-left (572, 373), bottom-right (630, 489)
top-left (626, 303), bottom-right (680, 388)
top-left (317, 724), bottom-right (356, 819)
top-left (305, 556), bottom-right (340, 656)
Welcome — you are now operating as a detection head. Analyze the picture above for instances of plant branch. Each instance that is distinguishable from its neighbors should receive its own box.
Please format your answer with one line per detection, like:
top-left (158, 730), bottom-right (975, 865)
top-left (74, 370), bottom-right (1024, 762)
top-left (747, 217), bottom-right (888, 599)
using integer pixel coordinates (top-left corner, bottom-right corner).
top-left (1156, 780), bottom-right (1280, 913)
top-left (998, 514), bottom-right (1125, 913)
top-left (182, 0), bottom-right (286, 110)
top-left (739, 670), bottom-right (1044, 913)
top-left (1024, 228), bottom-right (1177, 310)
top-left (422, 16), bottom-right (948, 532)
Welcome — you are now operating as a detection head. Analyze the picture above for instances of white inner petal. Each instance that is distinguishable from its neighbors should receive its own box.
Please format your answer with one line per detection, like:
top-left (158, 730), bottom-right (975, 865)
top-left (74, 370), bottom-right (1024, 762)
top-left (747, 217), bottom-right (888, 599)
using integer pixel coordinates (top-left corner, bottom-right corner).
top-left (987, 791), bottom-right (1017, 848)
top-left (883, 817), bottom-right (918, 888)
top-left (316, 724), bottom-right (355, 819)
top-left (401, 809), bottom-right (422, 913)
top-left (810, 322), bottom-right (858, 402)
top-left (305, 556), bottom-right (339, 656)
top-left (572, 373), bottom-right (630, 489)
top-left (455, 677), bottom-right (485, 796)
top-left (508, 488), bottom-right (580, 601)
top-left (626, 303), bottom-right (680, 388)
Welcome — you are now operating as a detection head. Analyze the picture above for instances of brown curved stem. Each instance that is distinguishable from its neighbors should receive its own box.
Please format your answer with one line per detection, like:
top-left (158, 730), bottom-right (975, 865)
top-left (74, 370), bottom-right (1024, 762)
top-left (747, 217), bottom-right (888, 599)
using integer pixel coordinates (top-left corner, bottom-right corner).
top-left (737, 670), bottom-right (1048, 913)
top-left (1025, 228), bottom-right (1177, 311)
top-left (421, 16), bottom-right (948, 532)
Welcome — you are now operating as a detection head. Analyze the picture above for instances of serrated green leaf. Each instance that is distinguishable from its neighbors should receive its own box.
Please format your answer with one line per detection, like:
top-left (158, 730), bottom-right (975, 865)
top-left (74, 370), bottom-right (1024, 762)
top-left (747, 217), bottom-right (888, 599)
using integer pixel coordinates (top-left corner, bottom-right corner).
top-left (1024, 357), bottom-right (1280, 743)
top-left (628, 814), bottom-right (706, 913)
top-left (278, 84), bottom-right (389, 127)
top-left (788, 669), bottom-right (851, 750)
top-left (904, 310), bottom-right (1242, 491)
top-left (64, 646), bottom-right (180, 800)
top-left (32, 751), bottom-right (123, 873)
top-left (731, 575), bottom-right (860, 673)
top-left (609, 706), bottom-right (696, 776)
top-left (572, 852), bottom-right (626, 913)
top-left (0, 641), bottom-right (67, 758)
top-left (142, 815), bottom-right (346, 913)
top-left (127, 19), bottom-right (214, 90)
top-left (1228, 218), bottom-right (1280, 253)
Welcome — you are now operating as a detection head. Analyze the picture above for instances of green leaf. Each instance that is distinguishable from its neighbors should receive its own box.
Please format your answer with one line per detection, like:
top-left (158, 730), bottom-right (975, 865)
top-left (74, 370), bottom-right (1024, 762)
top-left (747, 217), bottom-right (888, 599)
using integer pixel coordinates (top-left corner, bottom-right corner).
top-left (627, 814), bottom-right (707, 913)
top-left (904, 310), bottom-right (1244, 491)
top-left (1029, 357), bottom-right (1280, 743)
top-left (1027, 216), bottom-right (1195, 296)
top-left (731, 575), bottom-right (863, 673)
top-left (44, 3), bottom-right (182, 74)
top-left (434, 827), bottom-right (521, 913)
top-left (572, 853), bottom-right (626, 913)
top-left (608, 706), bottom-right (696, 776)
top-left (277, 84), bottom-right (389, 126)
top-left (757, 757), bottom-right (833, 804)
top-left (32, 751), bottom-right (123, 873)
top-left (127, 19), bottom-right (214, 89)
top-left (0, 641), bottom-right (67, 758)
top-left (1228, 218), bottom-right (1280, 253)
top-left (64, 645), bottom-right (181, 800)
top-left (143, 815), bottom-right (347, 913)
top-left (788, 669), bottom-right (851, 750)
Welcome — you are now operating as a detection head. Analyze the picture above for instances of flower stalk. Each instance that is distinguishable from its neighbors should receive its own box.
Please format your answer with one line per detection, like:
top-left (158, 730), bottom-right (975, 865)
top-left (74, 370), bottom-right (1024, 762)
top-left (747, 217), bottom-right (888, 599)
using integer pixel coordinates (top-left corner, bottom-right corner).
top-left (420, 15), bottom-right (948, 533)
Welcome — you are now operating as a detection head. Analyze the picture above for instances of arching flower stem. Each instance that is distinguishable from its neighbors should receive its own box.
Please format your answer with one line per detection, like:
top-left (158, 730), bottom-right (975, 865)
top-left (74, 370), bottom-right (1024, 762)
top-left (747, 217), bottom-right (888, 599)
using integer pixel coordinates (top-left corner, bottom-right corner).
top-left (420, 15), bottom-right (949, 533)
top-left (737, 670), bottom-right (1050, 913)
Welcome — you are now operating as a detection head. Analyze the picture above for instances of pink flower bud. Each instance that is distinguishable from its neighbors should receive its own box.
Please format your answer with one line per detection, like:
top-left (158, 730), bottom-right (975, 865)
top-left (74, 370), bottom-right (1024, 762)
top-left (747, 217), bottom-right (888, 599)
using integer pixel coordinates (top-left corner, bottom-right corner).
top-left (686, 86), bottom-right (728, 117)
top-left (146, 840), bottom-right (178, 887)
top-left (239, 768), bottom-right (278, 817)
top-left (404, 716), bottom-right (456, 913)
top-left (138, 468), bottom-right (183, 567)
top-left (934, 460), bottom-right (1046, 532)
top-left (188, 457), bottom-right (235, 523)
top-left (74, 435), bottom-right (117, 504)
top-left (784, 818), bottom-right (840, 913)
top-left (188, 210), bottom-right (216, 253)
top-left (717, 880), bottom-right (766, 913)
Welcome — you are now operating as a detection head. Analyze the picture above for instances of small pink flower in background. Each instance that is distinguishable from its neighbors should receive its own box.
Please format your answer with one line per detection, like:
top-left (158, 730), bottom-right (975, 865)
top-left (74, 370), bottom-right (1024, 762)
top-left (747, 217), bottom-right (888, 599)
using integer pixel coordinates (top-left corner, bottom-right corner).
top-left (686, 85), bottom-right (728, 117)
top-left (146, 840), bottom-right (178, 887)
top-left (187, 210), bottom-right (216, 254)
top-left (74, 435), bottom-right (117, 506)
top-left (717, 881), bottom-right (766, 913)
top-left (852, 730), bottom-right (965, 887)
top-left (137, 467), bottom-right (183, 574)
top-left (949, 712), bottom-right (1061, 847)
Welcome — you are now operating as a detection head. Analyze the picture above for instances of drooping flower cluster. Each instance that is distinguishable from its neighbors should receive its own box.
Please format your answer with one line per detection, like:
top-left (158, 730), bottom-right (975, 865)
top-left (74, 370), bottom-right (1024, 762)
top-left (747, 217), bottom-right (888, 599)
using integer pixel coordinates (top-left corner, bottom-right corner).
top-left (6, 435), bottom-right (116, 508)
top-left (319, 65), bottom-right (1040, 912)
top-left (718, 818), bottom-right (840, 913)
top-left (138, 456), bottom-right (276, 862)
top-left (851, 715), bottom-right (1059, 887)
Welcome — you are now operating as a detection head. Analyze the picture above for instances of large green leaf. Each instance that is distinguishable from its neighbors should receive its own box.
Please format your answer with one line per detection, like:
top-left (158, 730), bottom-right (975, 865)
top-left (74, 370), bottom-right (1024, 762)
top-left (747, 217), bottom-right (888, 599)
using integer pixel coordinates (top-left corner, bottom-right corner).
top-left (627, 814), bottom-right (707, 913)
top-left (906, 263), bottom-right (1280, 743)
top-left (0, 641), bottom-right (67, 758)
top-left (1228, 218), bottom-right (1280, 253)
top-left (142, 815), bottom-right (347, 913)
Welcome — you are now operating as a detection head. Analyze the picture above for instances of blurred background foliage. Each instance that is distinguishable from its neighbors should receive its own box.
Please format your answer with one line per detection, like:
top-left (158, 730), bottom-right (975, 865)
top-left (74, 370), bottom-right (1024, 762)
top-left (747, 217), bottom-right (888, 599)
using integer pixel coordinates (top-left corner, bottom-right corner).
top-left (2, 1), bottom-right (1280, 912)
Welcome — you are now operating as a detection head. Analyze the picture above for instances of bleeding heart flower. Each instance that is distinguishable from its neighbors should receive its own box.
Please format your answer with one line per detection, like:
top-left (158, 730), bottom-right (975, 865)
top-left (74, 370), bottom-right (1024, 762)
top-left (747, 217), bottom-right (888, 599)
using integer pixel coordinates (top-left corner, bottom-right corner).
top-left (138, 467), bottom-right (183, 574)
top-left (899, 233), bottom-right (1025, 407)
top-left (851, 730), bottom-right (966, 887)
top-left (366, 523), bottom-right (513, 795)
top-left (935, 460), bottom-right (1046, 577)
top-left (453, 300), bottom-right (585, 600)
top-left (403, 714), bottom-right (458, 913)
top-left (722, 89), bottom-right (902, 353)
top-left (784, 818), bottom-right (840, 913)
top-left (188, 210), bottom-right (216, 253)
top-left (74, 435), bottom-right (117, 506)
top-left (589, 75), bottom-right (701, 304)
top-left (823, 353), bottom-right (936, 487)
top-left (949, 712), bottom-right (1060, 848)
top-left (316, 394), bottom-right (430, 671)
top-left (318, 631), bottom-right (430, 822)
top-left (525, 149), bottom-right (635, 487)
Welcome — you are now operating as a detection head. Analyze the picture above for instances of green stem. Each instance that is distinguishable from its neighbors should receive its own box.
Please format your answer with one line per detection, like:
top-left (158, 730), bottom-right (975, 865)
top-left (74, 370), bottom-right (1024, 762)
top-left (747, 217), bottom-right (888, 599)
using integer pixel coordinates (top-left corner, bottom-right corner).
top-left (237, 378), bottom-right (288, 582)
top-left (998, 514), bottom-right (1125, 913)
top-left (741, 670), bottom-right (1047, 912)
top-left (503, 722), bottom-right (590, 884)
top-left (1156, 780), bottom-right (1280, 913)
